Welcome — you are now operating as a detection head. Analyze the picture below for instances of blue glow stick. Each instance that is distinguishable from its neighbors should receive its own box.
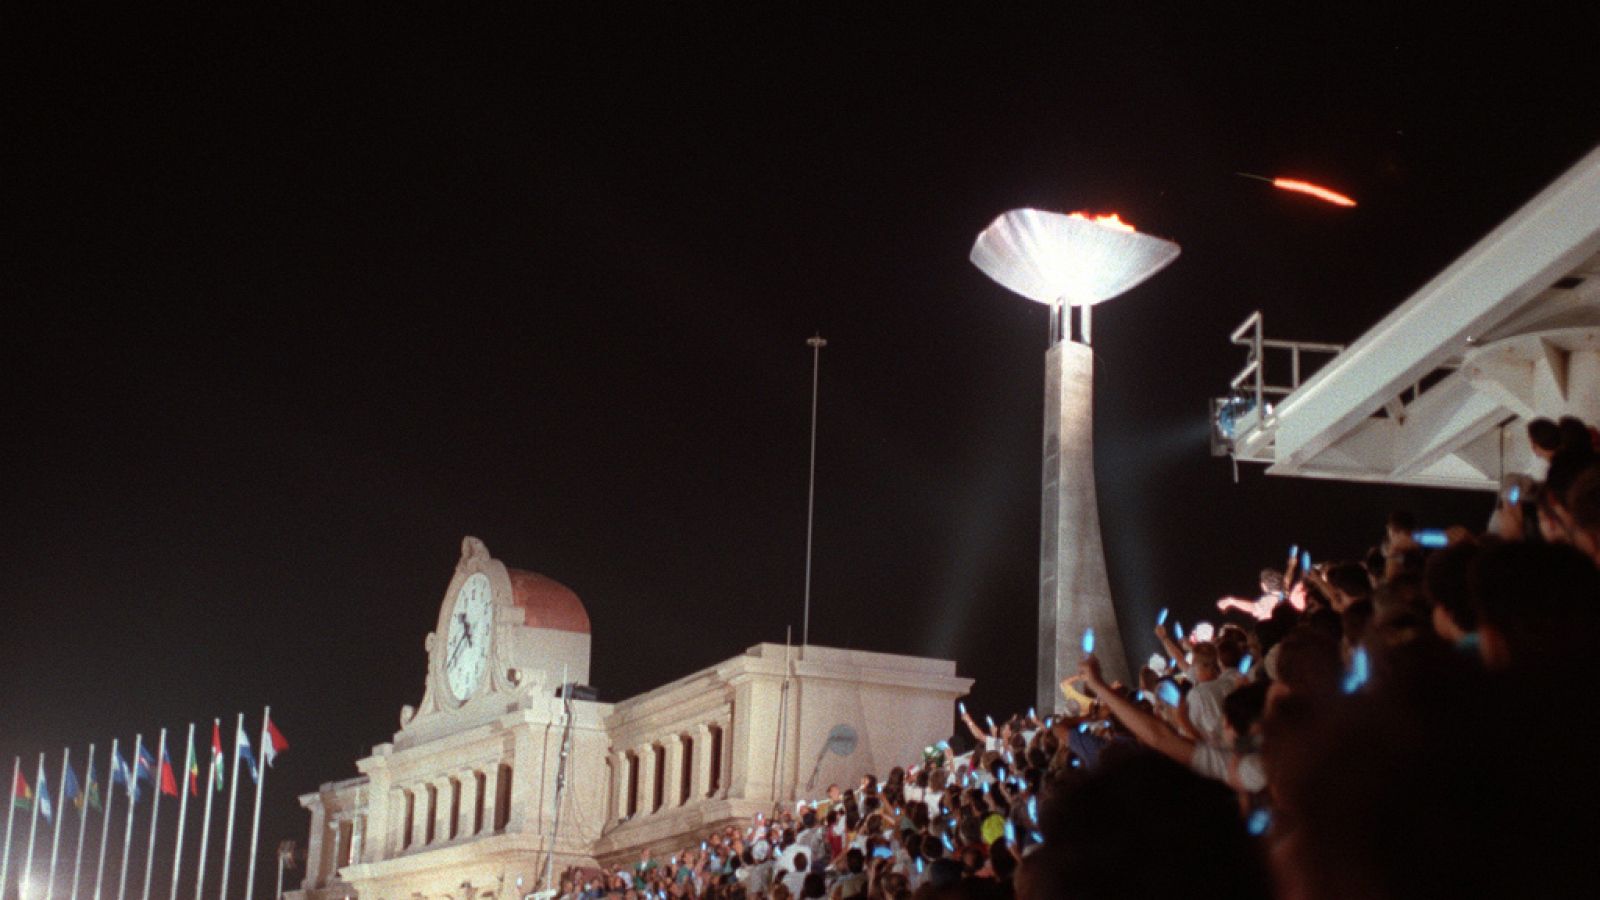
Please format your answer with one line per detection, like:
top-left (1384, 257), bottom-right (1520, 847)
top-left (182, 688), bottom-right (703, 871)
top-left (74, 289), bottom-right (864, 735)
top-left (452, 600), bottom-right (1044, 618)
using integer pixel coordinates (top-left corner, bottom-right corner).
top-left (1028, 706), bottom-right (1036, 721)
top-left (915, 858), bottom-right (924, 873)
top-left (1077, 723), bottom-right (1089, 733)
top-left (1239, 654), bottom-right (1253, 675)
top-left (1081, 628), bottom-right (1095, 654)
top-left (1157, 607), bottom-right (1169, 625)
top-left (1157, 681), bottom-right (1182, 706)
top-left (1173, 621), bottom-right (1185, 641)
top-left (1003, 820), bottom-right (1017, 843)
top-left (1343, 646), bottom-right (1370, 693)
top-left (1247, 809), bottom-right (1271, 836)
top-left (1301, 550), bottom-right (1311, 572)
top-left (1289, 544), bottom-right (1298, 560)
top-left (985, 714), bottom-right (995, 730)
top-left (1028, 797), bottom-right (1038, 820)
top-left (958, 701), bottom-right (966, 715)
top-left (1031, 831), bottom-right (1044, 844)
top-left (942, 834), bottom-right (954, 851)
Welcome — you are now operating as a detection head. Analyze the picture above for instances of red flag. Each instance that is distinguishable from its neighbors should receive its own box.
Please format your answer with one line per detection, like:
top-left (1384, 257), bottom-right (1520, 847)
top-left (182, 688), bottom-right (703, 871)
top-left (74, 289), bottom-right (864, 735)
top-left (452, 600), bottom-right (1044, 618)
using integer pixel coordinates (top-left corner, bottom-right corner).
top-left (158, 749), bottom-right (178, 797)
top-left (264, 718), bottom-right (289, 767)
top-left (11, 769), bottom-right (32, 809)
top-left (210, 720), bottom-right (226, 791)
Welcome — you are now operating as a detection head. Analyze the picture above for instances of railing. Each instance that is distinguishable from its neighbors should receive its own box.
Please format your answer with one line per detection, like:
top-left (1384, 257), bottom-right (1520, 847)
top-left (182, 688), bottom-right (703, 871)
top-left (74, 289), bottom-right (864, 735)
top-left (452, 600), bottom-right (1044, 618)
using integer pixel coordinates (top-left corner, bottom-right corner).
top-left (1218, 312), bottom-right (1345, 455)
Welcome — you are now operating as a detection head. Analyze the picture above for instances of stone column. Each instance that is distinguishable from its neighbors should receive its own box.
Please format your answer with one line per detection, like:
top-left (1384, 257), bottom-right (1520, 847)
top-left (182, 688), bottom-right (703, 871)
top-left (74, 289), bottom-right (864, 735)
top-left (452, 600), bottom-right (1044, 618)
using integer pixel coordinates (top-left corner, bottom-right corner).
top-left (385, 788), bottom-right (405, 856)
top-left (610, 752), bottom-right (629, 822)
top-left (460, 768), bottom-right (482, 838)
top-left (303, 803), bottom-right (327, 889)
top-left (416, 781), bottom-right (435, 845)
top-left (439, 776), bottom-right (459, 842)
top-left (636, 744), bottom-right (659, 815)
top-left (663, 736), bottom-right (685, 809)
top-left (690, 725), bottom-right (713, 802)
top-left (484, 765), bottom-right (504, 834)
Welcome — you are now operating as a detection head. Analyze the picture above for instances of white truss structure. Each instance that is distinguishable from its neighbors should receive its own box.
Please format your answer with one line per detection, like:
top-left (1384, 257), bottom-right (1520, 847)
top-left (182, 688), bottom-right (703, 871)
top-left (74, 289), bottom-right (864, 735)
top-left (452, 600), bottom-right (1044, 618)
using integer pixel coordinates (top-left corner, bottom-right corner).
top-left (1221, 144), bottom-right (1600, 491)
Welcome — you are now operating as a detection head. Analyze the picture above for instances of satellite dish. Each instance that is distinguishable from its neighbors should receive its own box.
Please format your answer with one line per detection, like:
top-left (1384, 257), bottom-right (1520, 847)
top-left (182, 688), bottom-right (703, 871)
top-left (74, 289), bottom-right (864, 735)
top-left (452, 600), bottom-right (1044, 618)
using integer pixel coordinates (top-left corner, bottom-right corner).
top-left (824, 724), bottom-right (858, 756)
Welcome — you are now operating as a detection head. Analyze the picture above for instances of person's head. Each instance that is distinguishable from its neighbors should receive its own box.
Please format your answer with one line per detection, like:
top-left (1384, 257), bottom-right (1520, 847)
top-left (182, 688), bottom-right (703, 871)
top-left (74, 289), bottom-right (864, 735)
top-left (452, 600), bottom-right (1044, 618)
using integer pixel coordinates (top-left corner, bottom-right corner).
top-left (1268, 626), bottom-right (1343, 708)
top-left (1558, 416), bottom-right (1595, 457)
top-left (1215, 632), bottom-right (1246, 670)
top-left (845, 847), bottom-right (865, 874)
top-left (1019, 750), bottom-right (1271, 900)
top-left (1470, 539), bottom-right (1600, 671)
top-left (1189, 642), bottom-right (1220, 681)
top-left (799, 873), bottom-right (826, 899)
top-left (1259, 568), bottom-right (1284, 595)
top-left (1324, 562), bottom-right (1372, 611)
top-left (1423, 539), bottom-right (1480, 641)
top-left (1222, 680), bottom-right (1269, 744)
top-left (1385, 509), bottom-right (1417, 543)
top-left (826, 783), bottom-right (841, 802)
top-left (1563, 463), bottom-right (1600, 564)
top-left (1528, 417), bottom-right (1562, 458)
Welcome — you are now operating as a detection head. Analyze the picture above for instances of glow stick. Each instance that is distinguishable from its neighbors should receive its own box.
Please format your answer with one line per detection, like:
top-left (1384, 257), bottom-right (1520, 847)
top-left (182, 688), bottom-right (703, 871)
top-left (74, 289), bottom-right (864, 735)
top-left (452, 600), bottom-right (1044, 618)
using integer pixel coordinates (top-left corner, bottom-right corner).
top-left (1081, 628), bottom-right (1095, 654)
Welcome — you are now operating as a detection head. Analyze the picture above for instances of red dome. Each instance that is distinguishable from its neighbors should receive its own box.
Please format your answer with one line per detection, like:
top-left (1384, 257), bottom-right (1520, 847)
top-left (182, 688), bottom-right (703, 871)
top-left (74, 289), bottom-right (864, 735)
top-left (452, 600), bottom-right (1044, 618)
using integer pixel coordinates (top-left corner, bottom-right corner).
top-left (505, 568), bottom-right (591, 634)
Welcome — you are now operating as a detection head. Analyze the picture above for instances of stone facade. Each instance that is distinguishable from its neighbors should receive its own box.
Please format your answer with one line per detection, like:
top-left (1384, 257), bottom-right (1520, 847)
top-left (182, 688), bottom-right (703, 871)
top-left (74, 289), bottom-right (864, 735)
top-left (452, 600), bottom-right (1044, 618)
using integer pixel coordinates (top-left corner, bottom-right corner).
top-left (286, 539), bottom-right (972, 900)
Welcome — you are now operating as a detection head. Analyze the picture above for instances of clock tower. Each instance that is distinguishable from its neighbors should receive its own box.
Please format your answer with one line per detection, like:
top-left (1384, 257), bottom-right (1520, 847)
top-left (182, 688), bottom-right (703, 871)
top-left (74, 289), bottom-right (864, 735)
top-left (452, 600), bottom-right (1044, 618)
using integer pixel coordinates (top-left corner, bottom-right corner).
top-left (302, 537), bottom-right (611, 900)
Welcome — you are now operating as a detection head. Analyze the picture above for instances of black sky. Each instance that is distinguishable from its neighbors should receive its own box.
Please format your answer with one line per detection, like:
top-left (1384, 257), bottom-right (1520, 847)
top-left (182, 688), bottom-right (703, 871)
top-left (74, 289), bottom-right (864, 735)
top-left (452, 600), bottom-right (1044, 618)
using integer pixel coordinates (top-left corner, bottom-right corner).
top-left (4, 6), bottom-right (1599, 895)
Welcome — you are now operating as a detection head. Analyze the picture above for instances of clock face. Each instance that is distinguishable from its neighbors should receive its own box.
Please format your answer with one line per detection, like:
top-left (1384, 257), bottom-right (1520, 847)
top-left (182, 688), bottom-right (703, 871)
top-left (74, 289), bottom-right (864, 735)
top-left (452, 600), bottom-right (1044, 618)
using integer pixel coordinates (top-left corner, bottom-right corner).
top-left (445, 572), bottom-right (494, 702)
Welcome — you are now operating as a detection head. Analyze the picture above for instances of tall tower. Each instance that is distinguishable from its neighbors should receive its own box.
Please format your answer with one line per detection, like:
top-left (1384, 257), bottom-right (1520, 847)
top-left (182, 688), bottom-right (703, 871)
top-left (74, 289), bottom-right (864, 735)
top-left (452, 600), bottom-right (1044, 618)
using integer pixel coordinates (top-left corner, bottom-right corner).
top-left (971, 209), bottom-right (1180, 713)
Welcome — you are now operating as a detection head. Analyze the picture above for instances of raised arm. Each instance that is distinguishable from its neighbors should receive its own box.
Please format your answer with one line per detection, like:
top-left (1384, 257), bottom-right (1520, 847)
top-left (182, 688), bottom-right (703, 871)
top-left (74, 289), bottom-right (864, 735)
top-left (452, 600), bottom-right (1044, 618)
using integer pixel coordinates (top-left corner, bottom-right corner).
top-left (1073, 657), bottom-right (1193, 765)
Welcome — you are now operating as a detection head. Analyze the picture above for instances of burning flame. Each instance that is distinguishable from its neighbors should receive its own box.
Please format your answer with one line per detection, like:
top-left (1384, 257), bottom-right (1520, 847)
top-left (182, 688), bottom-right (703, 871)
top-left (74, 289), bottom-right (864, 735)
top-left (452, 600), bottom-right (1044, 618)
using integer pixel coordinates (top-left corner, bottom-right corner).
top-left (1271, 178), bottom-right (1357, 208)
top-left (1068, 211), bottom-right (1137, 233)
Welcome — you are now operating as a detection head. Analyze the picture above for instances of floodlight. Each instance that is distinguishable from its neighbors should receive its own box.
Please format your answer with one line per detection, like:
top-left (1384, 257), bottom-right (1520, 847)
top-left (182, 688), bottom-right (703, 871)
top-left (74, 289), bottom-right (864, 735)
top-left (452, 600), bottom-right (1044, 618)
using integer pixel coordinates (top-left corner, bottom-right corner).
top-left (970, 209), bottom-right (1181, 306)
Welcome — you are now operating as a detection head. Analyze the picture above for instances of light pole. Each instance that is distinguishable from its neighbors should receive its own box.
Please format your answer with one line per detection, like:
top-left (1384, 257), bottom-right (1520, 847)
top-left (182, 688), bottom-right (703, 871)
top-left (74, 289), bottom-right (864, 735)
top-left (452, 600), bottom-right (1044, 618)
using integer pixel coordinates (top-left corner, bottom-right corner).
top-left (970, 209), bottom-right (1181, 712)
top-left (801, 333), bottom-right (826, 655)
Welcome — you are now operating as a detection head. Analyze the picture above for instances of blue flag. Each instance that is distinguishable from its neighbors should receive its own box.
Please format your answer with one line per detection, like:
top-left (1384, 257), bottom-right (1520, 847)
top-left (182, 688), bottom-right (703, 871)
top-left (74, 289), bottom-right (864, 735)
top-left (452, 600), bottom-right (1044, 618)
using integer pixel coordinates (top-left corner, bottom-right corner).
top-left (38, 770), bottom-right (52, 823)
top-left (63, 764), bottom-right (81, 811)
top-left (136, 747), bottom-right (156, 784)
top-left (111, 750), bottom-right (130, 788)
top-left (237, 722), bottom-right (259, 785)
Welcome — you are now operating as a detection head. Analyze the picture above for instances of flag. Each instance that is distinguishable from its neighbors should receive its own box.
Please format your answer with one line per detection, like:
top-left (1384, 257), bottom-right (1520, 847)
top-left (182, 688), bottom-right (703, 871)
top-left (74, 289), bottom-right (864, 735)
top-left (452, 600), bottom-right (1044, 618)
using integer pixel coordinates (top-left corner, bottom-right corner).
top-left (136, 747), bottom-right (156, 785)
top-left (113, 747), bottom-right (139, 802)
top-left (84, 762), bottom-right (103, 811)
top-left (12, 769), bottom-right (32, 811)
top-left (64, 763), bottom-right (82, 811)
top-left (237, 722), bottom-right (259, 785)
top-left (186, 731), bottom-right (200, 797)
top-left (210, 721), bottom-right (225, 791)
top-left (263, 719), bottom-right (288, 768)
top-left (38, 769), bottom-right (53, 822)
top-left (158, 748), bottom-right (178, 797)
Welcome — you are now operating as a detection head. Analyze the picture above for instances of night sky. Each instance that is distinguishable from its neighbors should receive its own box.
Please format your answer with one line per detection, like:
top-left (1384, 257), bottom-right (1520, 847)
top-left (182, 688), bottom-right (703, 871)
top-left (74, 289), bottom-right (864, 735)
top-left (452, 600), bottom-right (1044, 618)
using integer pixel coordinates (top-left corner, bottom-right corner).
top-left (4, 6), bottom-right (1598, 895)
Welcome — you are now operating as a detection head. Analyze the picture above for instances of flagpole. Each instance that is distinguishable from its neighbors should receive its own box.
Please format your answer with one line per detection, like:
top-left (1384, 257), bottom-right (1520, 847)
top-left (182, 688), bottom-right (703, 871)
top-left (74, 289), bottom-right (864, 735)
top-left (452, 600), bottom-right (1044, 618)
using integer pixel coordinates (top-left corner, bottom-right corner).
top-left (192, 723), bottom-right (218, 900)
top-left (116, 735), bottom-right (142, 900)
top-left (218, 715), bottom-right (243, 900)
top-left (46, 748), bottom-right (70, 900)
top-left (70, 744), bottom-right (95, 900)
top-left (93, 740), bottom-right (118, 900)
top-left (243, 709), bottom-right (269, 900)
top-left (24, 754), bottom-right (45, 899)
top-left (3, 757), bottom-right (19, 900)
top-left (166, 725), bottom-right (193, 900)
top-left (140, 729), bottom-right (166, 900)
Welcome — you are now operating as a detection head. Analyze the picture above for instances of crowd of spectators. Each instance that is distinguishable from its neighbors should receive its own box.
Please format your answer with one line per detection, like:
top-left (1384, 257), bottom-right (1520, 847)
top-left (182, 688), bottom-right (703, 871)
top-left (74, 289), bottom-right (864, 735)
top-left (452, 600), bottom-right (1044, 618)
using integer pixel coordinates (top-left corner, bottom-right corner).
top-left (551, 416), bottom-right (1600, 899)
